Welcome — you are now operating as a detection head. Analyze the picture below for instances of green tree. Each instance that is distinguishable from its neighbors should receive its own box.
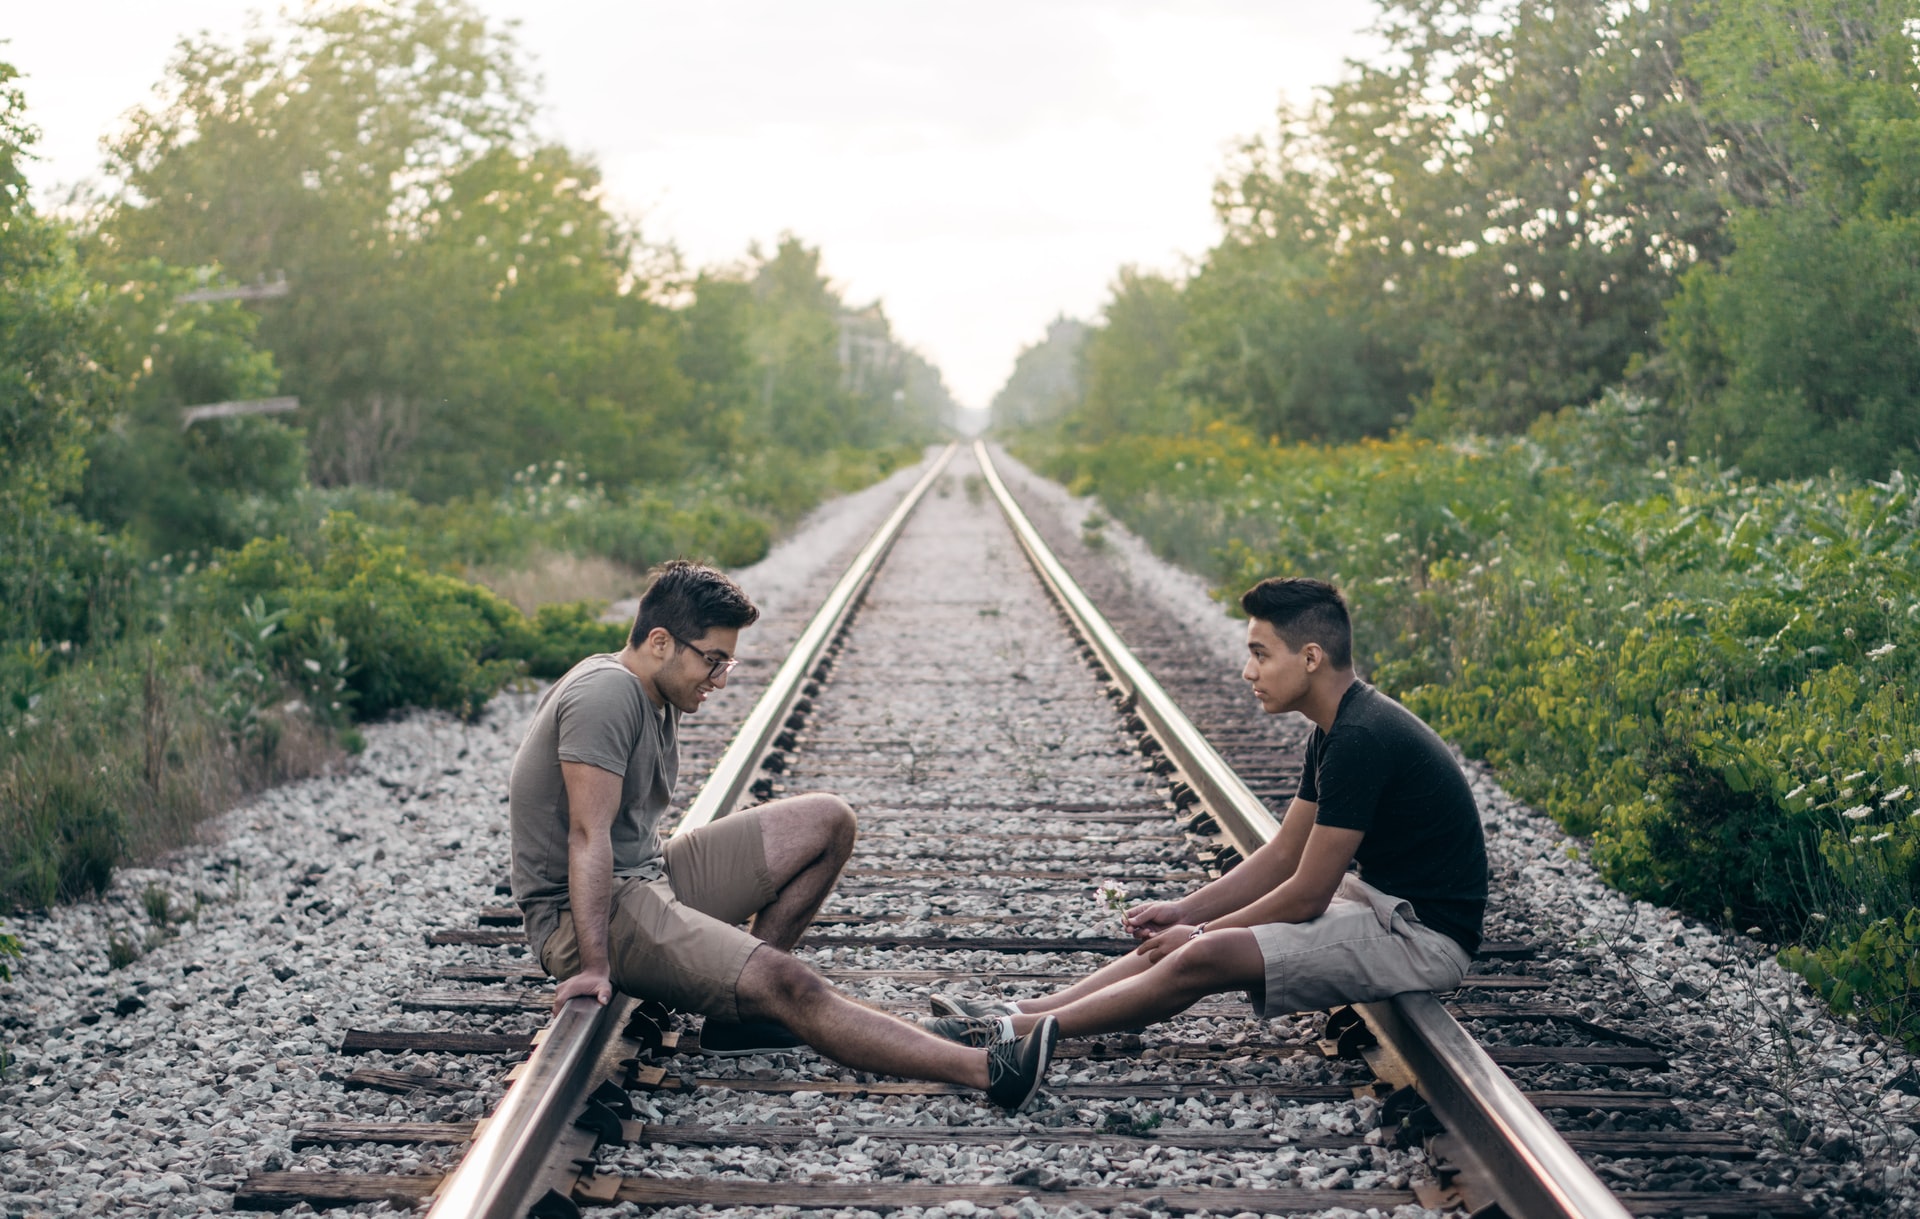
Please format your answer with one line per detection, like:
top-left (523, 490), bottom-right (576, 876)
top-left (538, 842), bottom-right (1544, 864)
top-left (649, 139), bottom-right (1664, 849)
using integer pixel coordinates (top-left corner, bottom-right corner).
top-left (97, 3), bottom-right (945, 502)
top-left (77, 261), bottom-right (305, 555)
top-left (96, 0), bottom-right (546, 494)
top-left (1073, 268), bottom-right (1188, 441)
top-left (745, 237), bottom-right (858, 451)
top-left (1, 63), bottom-right (106, 527)
top-left (1662, 0), bottom-right (1920, 478)
top-left (733, 235), bottom-right (943, 454)
top-left (675, 271), bottom-right (757, 455)
top-left (0, 61), bottom-right (124, 660)
top-left (1304, 0), bottom-right (1746, 434)
top-left (894, 344), bottom-right (961, 439)
top-left (1178, 119), bottom-right (1416, 441)
top-left (990, 316), bottom-right (1086, 432)
top-left (402, 144), bottom-right (693, 498)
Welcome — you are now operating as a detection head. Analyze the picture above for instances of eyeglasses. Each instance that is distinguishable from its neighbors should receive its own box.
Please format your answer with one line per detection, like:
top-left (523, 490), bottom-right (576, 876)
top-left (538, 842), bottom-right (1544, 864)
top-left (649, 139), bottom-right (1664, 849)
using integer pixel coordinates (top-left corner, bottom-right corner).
top-left (670, 633), bottom-right (739, 680)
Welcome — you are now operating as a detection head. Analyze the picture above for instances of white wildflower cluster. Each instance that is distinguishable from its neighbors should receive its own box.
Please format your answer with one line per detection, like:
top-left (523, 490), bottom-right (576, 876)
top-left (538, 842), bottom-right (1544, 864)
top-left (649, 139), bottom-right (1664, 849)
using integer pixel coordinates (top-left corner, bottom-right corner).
top-left (1881, 785), bottom-right (1910, 805)
top-left (1841, 805), bottom-right (1873, 821)
top-left (1866, 642), bottom-right (1897, 660)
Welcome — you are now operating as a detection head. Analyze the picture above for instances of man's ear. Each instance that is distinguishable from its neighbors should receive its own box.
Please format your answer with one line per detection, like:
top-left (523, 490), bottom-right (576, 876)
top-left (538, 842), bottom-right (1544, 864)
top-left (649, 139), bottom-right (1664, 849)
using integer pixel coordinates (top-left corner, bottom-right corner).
top-left (1302, 642), bottom-right (1323, 672)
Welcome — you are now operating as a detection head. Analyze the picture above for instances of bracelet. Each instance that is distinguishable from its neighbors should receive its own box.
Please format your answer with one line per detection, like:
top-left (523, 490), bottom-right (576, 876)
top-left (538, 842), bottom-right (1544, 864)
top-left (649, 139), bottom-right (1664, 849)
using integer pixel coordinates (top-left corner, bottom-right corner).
top-left (1192, 922), bottom-right (1208, 935)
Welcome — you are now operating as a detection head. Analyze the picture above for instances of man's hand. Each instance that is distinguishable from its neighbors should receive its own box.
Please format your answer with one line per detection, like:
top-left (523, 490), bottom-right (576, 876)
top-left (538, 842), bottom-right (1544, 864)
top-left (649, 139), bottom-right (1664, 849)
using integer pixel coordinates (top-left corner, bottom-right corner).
top-left (1121, 899), bottom-right (1187, 941)
top-left (1133, 923), bottom-right (1203, 963)
top-left (553, 970), bottom-right (612, 1013)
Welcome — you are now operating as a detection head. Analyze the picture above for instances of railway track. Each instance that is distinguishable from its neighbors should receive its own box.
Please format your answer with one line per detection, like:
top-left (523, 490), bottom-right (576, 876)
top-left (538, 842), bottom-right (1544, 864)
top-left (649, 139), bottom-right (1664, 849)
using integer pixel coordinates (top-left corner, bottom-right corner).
top-left (231, 441), bottom-right (1826, 1217)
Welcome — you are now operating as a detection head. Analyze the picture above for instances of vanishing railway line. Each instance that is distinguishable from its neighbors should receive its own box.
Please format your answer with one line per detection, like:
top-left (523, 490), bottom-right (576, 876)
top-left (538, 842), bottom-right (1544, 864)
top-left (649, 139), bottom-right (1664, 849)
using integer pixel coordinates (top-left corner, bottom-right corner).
top-left (233, 442), bottom-right (1822, 1218)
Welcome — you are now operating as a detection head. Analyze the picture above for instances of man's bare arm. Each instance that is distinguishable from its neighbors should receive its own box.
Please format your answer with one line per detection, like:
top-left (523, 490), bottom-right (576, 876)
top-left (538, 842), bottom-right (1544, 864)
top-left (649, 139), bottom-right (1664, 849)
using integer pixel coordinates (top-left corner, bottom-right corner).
top-left (1123, 797), bottom-right (1318, 937)
top-left (1211, 821), bottom-right (1361, 929)
top-left (554, 760), bottom-right (622, 1011)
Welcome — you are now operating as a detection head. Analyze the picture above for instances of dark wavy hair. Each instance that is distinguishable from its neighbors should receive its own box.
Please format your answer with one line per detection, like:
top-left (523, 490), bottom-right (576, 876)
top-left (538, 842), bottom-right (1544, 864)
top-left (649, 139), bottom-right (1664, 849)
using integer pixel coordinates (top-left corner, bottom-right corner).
top-left (1239, 577), bottom-right (1352, 669)
top-left (630, 560), bottom-right (759, 648)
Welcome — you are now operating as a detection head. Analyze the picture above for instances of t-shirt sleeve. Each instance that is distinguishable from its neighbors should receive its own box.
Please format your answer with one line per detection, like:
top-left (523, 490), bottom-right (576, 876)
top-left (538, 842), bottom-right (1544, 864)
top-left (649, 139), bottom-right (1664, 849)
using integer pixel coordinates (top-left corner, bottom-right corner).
top-left (1308, 724), bottom-right (1390, 833)
top-left (553, 669), bottom-right (645, 776)
top-left (1294, 729), bottom-right (1325, 804)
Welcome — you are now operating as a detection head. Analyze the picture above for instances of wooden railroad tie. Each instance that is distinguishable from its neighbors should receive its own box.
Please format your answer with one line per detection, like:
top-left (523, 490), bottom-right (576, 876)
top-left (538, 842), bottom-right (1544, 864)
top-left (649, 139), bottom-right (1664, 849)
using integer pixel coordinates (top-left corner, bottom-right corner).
top-left (286, 1121), bottom-right (1756, 1175)
top-left (338, 1029), bottom-right (531, 1055)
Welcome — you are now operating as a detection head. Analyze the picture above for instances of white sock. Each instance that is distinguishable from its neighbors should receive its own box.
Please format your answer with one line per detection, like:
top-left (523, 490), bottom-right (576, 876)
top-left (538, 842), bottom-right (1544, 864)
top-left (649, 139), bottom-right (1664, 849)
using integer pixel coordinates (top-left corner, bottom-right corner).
top-left (995, 1015), bottom-right (1016, 1043)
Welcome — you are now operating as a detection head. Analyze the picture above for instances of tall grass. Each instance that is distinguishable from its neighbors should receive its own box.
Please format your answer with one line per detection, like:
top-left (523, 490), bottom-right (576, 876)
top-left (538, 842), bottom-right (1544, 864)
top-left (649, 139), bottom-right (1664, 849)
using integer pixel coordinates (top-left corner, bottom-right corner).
top-left (1, 622), bottom-right (339, 908)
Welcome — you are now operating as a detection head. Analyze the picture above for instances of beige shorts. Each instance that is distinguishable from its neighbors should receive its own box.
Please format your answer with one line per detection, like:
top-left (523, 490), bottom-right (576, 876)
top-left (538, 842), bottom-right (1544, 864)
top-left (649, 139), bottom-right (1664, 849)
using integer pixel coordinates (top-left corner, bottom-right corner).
top-left (539, 809), bottom-right (777, 1023)
top-left (1249, 873), bottom-right (1472, 1017)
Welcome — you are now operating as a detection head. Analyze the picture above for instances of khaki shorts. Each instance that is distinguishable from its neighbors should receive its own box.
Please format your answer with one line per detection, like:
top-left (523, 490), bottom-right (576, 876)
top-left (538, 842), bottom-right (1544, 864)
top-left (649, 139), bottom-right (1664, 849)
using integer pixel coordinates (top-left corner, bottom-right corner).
top-left (1249, 873), bottom-right (1472, 1017)
top-left (539, 809), bottom-right (777, 1023)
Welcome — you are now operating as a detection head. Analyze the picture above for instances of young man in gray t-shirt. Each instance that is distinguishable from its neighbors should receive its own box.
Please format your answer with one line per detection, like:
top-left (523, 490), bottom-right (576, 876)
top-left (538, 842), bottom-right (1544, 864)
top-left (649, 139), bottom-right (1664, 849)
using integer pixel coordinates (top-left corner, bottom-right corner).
top-left (508, 559), bottom-right (1057, 1110)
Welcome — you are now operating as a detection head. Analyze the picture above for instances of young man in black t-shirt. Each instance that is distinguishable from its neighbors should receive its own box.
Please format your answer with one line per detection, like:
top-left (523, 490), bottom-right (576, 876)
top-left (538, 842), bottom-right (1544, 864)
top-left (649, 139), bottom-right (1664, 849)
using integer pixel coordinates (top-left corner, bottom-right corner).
top-left (925, 577), bottom-right (1488, 1042)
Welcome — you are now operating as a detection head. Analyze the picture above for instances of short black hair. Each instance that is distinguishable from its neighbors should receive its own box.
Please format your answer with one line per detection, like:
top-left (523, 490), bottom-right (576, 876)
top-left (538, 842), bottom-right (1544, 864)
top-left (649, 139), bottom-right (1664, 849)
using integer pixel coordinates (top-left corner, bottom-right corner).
top-left (630, 560), bottom-right (759, 649)
top-left (1240, 577), bottom-right (1352, 669)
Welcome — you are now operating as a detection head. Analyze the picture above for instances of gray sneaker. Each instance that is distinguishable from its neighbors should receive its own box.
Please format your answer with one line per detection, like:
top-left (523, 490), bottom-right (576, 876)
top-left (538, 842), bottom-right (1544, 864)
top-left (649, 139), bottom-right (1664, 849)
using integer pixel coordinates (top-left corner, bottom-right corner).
top-left (985, 1015), bottom-right (1059, 1112)
top-left (929, 993), bottom-right (1022, 1019)
top-left (918, 1014), bottom-right (1010, 1048)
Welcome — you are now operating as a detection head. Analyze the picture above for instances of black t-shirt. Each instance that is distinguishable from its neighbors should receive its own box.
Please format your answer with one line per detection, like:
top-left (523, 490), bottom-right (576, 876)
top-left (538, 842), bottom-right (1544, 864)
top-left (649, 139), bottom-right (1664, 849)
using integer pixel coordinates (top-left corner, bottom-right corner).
top-left (1295, 681), bottom-right (1488, 954)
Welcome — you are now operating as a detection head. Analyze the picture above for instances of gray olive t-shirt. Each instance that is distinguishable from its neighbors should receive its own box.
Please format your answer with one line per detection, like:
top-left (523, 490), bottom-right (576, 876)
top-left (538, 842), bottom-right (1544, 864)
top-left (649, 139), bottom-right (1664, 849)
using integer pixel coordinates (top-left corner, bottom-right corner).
top-left (509, 654), bottom-right (680, 960)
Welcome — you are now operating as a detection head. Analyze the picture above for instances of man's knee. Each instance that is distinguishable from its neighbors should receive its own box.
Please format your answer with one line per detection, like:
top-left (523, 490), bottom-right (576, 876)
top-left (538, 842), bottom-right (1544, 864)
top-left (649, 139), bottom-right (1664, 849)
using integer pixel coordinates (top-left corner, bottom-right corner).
top-left (775, 791), bottom-right (856, 858)
top-left (735, 947), bottom-right (832, 1021)
top-left (816, 793), bottom-right (856, 856)
top-left (1161, 935), bottom-right (1252, 993)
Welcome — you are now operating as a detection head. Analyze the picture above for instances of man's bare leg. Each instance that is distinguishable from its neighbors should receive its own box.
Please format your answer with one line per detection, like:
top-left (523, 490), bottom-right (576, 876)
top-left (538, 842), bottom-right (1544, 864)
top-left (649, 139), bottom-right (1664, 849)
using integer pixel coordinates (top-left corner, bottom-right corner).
top-left (736, 948), bottom-right (990, 1088)
top-left (1006, 931), bottom-right (1267, 1039)
top-left (750, 792), bottom-right (857, 950)
top-left (1011, 949), bottom-right (1157, 1013)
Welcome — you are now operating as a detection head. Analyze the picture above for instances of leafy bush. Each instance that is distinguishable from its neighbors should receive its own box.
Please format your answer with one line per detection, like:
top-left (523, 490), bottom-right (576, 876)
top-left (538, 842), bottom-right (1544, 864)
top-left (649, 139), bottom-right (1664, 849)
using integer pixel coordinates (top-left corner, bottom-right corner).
top-left (0, 431), bottom-right (915, 912)
top-left (1029, 399), bottom-right (1920, 1044)
top-left (516, 602), bottom-right (629, 680)
top-left (0, 509), bottom-right (641, 911)
top-left (209, 516), bottom-right (526, 720)
top-left (557, 495), bottom-right (769, 573)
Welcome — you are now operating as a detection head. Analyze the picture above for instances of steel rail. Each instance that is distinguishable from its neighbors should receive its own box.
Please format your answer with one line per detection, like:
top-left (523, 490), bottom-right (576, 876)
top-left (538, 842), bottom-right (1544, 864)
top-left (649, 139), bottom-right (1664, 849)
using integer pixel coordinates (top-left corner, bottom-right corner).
top-left (970, 440), bottom-right (1281, 854)
top-left (677, 440), bottom-right (958, 834)
top-left (426, 442), bottom-right (957, 1219)
top-left (973, 439), bottom-right (1630, 1219)
top-left (422, 993), bottom-right (632, 1219)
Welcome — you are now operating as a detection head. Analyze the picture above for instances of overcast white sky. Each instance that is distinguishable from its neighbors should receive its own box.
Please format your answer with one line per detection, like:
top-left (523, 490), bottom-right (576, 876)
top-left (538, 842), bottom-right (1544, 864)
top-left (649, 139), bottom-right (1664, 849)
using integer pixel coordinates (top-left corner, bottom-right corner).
top-left (5, 2), bottom-right (1379, 409)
